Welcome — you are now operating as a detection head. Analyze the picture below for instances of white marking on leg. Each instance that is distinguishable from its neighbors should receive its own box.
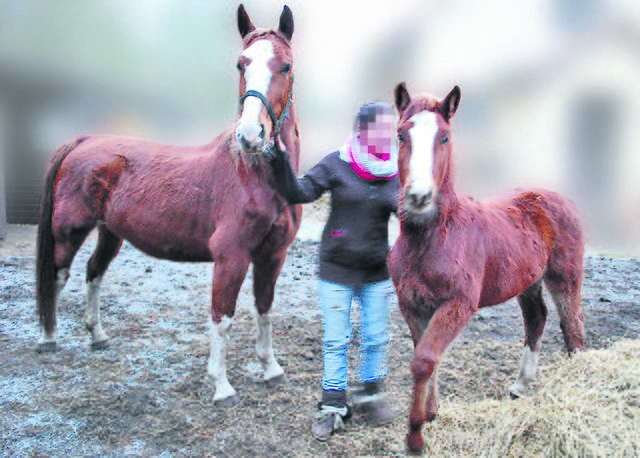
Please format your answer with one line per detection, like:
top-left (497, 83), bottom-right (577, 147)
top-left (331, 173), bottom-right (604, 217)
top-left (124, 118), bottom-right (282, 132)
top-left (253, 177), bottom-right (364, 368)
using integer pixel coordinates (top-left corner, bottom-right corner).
top-left (208, 316), bottom-right (237, 402)
top-left (236, 40), bottom-right (274, 150)
top-left (38, 268), bottom-right (69, 345)
top-left (39, 329), bottom-right (57, 345)
top-left (85, 276), bottom-right (109, 344)
top-left (406, 111), bottom-right (438, 209)
top-left (255, 311), bottom-right (284, 381)
top-left (56, 268), bottom-right (69, 295)
top-left (509, 347), bottom-right (540, 397)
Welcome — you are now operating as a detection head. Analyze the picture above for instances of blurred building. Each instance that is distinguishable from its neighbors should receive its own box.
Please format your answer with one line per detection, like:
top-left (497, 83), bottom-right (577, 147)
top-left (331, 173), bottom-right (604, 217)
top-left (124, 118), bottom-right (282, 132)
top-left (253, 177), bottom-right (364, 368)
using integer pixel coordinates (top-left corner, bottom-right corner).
top-left (0, 57), bottom-right (196, 225)
top-left (0, 0), bottom-right (638, 254)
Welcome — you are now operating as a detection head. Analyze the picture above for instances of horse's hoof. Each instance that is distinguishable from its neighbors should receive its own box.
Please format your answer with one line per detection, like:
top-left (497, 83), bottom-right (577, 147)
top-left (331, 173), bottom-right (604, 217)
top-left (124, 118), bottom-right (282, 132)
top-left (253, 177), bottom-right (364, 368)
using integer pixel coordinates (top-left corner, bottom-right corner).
top-left (265, 373), bottom-right (287, 387)
top-left (36, 342), bottom-right (57, 353)
top-left (406, 446), bottom-right (425, 456)
top-left (214, 394), bottom-right (240, 408)
top-left (91, 340), bottom-right (110, 351)
top-left (406, 429), bottom-right (425, 455)
top-left (509, 382), bottom-right (525, 399)
top-left (406, 438), bottom-right (425, 455)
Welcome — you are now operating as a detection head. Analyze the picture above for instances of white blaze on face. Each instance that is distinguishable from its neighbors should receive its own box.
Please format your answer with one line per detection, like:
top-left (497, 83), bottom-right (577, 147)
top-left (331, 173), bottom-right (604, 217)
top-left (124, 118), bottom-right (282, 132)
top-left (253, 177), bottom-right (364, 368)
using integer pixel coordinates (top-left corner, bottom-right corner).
top-left (407, 111), bottom-right (438, 200)
top-left (236, 40), bottom-right (275, 149)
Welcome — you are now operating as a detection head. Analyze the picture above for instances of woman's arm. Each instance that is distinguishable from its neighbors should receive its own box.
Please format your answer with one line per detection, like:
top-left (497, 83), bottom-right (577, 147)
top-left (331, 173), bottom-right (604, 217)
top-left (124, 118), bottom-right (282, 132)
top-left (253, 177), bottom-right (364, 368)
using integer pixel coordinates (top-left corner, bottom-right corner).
top-left (268, 146), bottom-right (332, 204)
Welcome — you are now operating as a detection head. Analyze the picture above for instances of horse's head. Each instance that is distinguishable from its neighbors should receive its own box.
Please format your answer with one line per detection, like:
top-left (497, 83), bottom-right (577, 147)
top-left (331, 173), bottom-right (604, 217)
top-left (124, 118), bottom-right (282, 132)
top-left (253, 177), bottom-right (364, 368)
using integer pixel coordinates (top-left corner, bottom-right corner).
top-left (235, 5), bottom-right (295, 155)
top-left (394, 83), bottom-right (461, 221)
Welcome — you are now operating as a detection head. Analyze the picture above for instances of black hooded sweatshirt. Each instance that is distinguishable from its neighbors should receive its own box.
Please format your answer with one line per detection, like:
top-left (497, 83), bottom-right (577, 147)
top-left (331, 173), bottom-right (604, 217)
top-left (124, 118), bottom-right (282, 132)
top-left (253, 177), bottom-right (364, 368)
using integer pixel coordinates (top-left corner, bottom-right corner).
top-left (269, 148), bottom-right (399, 286)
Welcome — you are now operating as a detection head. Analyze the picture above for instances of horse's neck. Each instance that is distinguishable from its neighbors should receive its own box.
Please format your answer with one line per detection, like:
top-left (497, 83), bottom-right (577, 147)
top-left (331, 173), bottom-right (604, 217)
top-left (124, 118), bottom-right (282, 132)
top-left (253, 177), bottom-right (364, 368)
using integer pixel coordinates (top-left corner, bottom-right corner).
top-left (400, 183), bottom-right (459, 237)
top-left (436, 180), bottom-right (458, 222)
top-left (280, 107), bottom-right (300, 172)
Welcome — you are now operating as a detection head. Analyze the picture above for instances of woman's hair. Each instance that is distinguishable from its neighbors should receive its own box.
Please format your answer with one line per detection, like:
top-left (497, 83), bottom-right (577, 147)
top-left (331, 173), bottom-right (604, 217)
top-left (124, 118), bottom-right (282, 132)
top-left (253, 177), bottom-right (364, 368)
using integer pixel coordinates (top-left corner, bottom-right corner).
top-left (354, 101), bottom-right (395, 132)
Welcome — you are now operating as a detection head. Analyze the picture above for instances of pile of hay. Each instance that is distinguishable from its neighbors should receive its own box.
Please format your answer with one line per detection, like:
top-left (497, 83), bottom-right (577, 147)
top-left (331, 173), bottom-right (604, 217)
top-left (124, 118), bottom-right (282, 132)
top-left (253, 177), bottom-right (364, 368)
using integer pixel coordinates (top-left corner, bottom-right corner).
top-left (424, 339), bottom-right (640, 457)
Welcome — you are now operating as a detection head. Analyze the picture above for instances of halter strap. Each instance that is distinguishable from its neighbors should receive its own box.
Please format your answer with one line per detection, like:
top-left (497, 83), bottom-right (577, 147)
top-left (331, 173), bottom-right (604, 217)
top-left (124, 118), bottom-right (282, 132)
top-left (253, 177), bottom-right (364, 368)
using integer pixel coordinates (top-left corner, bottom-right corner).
top-left (239, 76), bottom-right (294, 139)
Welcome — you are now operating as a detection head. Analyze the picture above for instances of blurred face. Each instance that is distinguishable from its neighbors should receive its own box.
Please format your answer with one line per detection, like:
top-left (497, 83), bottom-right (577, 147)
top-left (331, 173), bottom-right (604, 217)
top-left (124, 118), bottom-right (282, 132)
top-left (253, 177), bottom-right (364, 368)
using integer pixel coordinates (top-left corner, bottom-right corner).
top-left (357, 113), bottom-right (395, 158)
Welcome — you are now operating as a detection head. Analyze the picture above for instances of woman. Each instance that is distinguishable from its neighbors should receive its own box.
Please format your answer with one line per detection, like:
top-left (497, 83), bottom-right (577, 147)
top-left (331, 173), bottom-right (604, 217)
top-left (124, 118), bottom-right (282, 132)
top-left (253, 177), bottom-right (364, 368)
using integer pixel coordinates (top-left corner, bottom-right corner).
top-left (268, 101), bottom-right (399, 441)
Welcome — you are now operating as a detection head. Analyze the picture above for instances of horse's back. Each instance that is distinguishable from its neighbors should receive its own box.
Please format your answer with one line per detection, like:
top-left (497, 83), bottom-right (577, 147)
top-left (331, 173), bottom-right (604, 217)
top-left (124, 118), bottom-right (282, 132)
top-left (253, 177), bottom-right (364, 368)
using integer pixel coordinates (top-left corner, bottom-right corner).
top-left (475, 188), bottom-right (583, 306)
top-left (51, 133), bottom-right (239, 260)
top-left (501, 188), bottom-right (583, 252)
top-left (50, 132), bottom-right (297, 262)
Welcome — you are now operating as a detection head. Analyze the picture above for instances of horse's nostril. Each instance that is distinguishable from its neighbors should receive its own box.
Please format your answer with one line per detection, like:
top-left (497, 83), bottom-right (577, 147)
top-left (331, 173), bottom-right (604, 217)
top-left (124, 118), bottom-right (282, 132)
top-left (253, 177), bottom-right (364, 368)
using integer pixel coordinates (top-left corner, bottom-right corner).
top-left (408, 190), bottom-right (432, 209)
top-left (259, 124), bottom-right (265, 140)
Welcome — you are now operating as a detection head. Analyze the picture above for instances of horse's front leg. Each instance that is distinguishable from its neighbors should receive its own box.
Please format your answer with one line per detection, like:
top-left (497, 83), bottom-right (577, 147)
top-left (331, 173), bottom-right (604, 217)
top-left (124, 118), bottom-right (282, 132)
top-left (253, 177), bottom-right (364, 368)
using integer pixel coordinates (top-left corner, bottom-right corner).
top-left (208, 245), bottom-right (251, 407)
top-left (424, 371), bottom-right (439, 422)
top-left (251, 245), bottom-right (289, 386)
top-left (406, 299), bottom-right (475, 453)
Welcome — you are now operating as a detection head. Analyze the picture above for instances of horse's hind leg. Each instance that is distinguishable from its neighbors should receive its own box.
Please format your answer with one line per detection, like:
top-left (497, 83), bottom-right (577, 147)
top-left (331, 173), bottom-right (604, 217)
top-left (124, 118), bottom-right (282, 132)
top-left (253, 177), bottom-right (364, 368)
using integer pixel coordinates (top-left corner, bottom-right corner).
top-left (85, 224), bottom-right (123, 350)
top-left (38, 224), bottom-right (93, 351)
top-left (37, 266), bottom-right (71, 351)
top-left (251, 246), bottom-right (289, 386)
top-left (544, 266), bottom-right (585, 355)
top-left (509, 280), bottom-right (548, 398)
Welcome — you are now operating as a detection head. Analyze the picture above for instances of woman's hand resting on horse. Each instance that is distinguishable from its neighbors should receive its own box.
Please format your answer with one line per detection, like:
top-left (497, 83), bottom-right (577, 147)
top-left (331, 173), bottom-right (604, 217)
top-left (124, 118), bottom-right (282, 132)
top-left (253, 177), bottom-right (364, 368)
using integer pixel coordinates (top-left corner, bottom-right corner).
top-left (264, 136), bottom-right (288, 162)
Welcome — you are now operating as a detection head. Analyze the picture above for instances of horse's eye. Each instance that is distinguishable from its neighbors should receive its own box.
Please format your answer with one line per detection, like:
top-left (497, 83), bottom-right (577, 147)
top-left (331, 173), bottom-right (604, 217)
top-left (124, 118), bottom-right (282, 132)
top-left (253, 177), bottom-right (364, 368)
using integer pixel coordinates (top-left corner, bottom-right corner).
top-left (281, 63), bottom-right (292, 74)
top-left (237, 62), bottom-right (244, 72)
top-left (397, 132), bottom-right (405, 143)
top-left (441, 135), bottom-right (449, 145)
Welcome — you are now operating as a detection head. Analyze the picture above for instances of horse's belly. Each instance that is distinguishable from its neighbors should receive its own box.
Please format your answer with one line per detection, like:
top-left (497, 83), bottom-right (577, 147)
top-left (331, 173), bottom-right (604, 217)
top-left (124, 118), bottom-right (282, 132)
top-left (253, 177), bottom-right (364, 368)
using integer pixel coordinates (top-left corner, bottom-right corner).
top-left (127, 236), bottom-right (212, 262)
top-left (109, 219), bottom-right (213, 262)
top-left (479, 261), bottom-right (545, 307)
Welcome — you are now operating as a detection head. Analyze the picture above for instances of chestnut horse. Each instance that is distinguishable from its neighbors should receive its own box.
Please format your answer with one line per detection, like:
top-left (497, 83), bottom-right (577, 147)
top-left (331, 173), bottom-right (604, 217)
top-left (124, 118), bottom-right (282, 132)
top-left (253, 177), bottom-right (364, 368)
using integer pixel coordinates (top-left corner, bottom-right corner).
top-left (35, 5), bottom-right (301, 407)
top-left (389, 83), bottom-right (585, 452)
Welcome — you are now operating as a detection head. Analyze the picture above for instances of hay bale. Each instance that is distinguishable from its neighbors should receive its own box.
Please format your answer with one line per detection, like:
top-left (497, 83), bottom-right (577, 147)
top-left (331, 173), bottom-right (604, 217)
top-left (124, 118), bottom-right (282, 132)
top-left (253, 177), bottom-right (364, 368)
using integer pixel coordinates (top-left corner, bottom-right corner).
top-left (424, 339), bottom-right (640, 457)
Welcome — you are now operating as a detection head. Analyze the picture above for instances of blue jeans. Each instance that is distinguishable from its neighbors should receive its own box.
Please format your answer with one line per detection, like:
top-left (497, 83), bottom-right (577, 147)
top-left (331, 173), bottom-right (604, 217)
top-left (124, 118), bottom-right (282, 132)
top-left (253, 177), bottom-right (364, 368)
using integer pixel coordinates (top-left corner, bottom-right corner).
top-left (318, 279), bottom-right (394, 391)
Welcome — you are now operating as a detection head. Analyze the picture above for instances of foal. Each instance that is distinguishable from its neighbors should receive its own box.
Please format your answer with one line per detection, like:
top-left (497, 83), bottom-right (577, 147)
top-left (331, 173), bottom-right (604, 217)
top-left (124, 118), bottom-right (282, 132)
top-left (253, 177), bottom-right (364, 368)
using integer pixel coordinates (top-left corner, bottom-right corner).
top-left (388, 83), bottom-right (585, 452)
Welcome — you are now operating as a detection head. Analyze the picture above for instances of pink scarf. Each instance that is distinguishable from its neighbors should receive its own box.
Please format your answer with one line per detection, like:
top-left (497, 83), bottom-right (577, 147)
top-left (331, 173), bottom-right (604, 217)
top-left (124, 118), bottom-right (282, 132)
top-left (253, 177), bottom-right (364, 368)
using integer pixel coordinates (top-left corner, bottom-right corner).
top-left (342, 137), bottom-right (398, 181)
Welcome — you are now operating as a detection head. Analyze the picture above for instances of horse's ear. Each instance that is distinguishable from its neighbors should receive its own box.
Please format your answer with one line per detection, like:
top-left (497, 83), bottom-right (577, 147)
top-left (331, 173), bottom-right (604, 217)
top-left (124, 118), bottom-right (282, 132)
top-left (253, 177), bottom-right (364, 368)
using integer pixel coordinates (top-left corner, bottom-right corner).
top-left (395, 82), bottom-right (411, 113)
top-left (439, 85), bottom-right (461, 122)
top-left (238, 4), bottom-right (256, 39)
top-left (278, 5), bottom-right (294, 41)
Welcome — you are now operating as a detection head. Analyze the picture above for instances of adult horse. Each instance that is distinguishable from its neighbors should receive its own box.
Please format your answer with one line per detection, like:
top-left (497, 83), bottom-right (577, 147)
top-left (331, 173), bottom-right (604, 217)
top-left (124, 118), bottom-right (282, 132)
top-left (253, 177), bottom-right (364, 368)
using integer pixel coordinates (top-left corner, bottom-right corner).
top-left (35, 5), bottom-right (301, 407)
top-left (389, 83), bottom-right (585, 452)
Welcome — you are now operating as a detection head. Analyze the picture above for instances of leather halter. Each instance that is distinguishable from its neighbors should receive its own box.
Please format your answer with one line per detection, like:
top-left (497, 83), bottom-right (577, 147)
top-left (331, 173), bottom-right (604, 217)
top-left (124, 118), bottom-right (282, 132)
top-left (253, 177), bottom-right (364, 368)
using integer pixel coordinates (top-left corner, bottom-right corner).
top-left (239, 76), bottom-right (294, 140)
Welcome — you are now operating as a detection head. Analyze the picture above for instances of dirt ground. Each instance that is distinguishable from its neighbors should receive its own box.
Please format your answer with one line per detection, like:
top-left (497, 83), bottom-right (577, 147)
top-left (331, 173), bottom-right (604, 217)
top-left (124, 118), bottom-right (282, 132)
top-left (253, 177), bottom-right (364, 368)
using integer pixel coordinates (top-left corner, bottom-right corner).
top-left (1, 224), bottom-right (639, 457)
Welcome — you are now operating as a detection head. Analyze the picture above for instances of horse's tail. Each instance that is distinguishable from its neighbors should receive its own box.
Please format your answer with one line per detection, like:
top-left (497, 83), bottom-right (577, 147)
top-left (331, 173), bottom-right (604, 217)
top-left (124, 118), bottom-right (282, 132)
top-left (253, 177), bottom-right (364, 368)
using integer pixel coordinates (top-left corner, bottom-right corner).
top-left (36, 136), bottom-right (86, 335)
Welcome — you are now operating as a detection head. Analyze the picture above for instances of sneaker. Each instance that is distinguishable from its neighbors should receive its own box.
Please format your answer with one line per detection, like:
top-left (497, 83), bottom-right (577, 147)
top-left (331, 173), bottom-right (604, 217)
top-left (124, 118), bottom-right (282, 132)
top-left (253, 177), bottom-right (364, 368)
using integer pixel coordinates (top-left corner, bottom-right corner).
top-left (312, 404), bottom-right (350, 441)
top-left (352, 381), bottom-right (396, 426)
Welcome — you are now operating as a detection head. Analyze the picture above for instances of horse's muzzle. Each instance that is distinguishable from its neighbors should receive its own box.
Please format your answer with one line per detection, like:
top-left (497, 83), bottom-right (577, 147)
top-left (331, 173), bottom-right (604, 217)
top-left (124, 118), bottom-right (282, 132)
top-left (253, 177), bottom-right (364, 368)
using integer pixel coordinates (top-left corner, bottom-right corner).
top-left (404, 186), bottom-right (433, 213)
top-left (236, 123), bottom-right (267, 154)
